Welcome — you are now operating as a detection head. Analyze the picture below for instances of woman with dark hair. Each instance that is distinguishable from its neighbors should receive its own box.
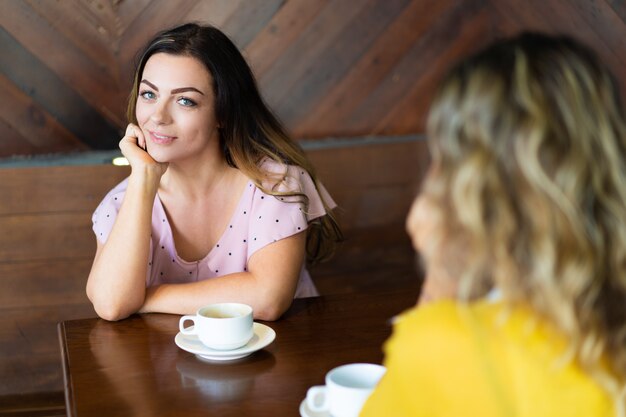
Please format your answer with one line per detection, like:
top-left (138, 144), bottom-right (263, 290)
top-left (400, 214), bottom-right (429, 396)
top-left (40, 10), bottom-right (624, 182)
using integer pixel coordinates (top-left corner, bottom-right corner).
top-left (361, 33), bottom-right (626, 416)
top-left (86, 23), bottom-right (341, 322)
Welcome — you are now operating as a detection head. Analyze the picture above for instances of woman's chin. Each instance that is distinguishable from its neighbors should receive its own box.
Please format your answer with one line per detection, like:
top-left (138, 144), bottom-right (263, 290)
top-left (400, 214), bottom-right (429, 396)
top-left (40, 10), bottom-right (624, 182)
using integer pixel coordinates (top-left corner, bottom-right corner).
top-left (145, 148), bottom-right (171, 164)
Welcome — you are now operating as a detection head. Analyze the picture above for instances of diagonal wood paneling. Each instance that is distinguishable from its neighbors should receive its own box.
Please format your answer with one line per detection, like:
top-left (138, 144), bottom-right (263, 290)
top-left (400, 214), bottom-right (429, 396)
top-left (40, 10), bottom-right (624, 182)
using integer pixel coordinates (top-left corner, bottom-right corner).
top-left (489, 0), bottom-right (626, 100)
top-left (374, 0), bottom-right (492, 134)
top-left (267, 0), bottom-right (412, 130)
top-left (0, 0), bottom-right (487, 158)
top-left (1, 0), bottom-right (626, 158)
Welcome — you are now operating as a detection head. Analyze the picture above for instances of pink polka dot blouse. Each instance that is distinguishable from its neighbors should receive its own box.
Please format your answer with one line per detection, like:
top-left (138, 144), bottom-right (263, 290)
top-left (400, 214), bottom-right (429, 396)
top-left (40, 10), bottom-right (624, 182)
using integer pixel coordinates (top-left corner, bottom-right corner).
top-left (92, 161), bottom-right (335, 298)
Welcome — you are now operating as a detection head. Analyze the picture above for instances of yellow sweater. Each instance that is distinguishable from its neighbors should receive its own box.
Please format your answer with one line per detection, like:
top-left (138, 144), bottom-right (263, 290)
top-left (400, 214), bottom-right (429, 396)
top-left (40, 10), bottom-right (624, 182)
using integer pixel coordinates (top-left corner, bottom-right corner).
top-left (360, 300), bottom-right (613, 417)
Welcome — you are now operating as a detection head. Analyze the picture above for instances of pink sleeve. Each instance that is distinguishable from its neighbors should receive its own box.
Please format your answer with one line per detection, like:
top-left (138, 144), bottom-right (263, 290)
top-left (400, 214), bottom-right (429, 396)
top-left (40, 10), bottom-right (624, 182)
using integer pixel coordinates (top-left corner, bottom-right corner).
top-left (247, 164), bottom-right (335, 257)
top-left (91, 179), bottom-right (128, 243)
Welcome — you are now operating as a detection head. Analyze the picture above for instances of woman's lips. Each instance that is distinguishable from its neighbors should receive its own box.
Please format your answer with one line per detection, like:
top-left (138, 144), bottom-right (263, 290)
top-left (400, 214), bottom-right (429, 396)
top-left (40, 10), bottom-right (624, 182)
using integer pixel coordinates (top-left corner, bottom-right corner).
top-left (149, 131), bottom-right (176, 145)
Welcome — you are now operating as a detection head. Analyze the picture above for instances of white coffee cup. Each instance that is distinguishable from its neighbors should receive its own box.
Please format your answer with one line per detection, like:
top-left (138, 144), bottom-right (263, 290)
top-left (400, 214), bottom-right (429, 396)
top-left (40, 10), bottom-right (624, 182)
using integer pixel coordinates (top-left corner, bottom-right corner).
top-left (179, 303), bottom-right (254, 350)
top-left (306, 363), bottom-right (386, 417)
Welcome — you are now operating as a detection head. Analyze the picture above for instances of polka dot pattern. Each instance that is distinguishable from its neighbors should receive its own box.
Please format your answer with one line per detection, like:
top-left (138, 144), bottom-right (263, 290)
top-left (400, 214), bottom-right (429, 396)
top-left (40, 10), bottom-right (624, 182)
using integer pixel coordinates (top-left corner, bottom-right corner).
top-left (91, 160), bottom-right (336, 298)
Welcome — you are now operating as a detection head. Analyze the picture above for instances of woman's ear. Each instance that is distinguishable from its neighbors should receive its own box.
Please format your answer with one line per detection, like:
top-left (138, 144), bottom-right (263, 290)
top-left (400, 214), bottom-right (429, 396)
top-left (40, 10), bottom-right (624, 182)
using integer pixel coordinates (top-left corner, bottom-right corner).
top-left (406, 195), bottom-right (442, 257)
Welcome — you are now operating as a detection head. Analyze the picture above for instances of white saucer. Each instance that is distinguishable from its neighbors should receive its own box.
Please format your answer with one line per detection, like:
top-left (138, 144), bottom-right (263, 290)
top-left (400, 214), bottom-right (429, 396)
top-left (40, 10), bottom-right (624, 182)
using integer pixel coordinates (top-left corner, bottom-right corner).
top-left (175, 322), bottom-right (275, 361)
top-left (299, 398), bottom-right (329, 417)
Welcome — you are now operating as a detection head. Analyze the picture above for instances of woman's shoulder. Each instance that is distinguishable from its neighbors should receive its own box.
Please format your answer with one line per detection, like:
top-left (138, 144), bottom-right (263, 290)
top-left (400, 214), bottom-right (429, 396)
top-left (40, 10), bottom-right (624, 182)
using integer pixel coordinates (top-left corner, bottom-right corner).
top-left (256, 158), bottom-right (336, 216)
top-left (392, 299), bottom-right (569, 362)
top-left (258, 158), bottom-right (306, 188)
top-left (392, 300), bottom-right (522, 345)
top-left (93, 177), bottom-right (130, 215)
top-left (101, 177), bottom-right (130, 202)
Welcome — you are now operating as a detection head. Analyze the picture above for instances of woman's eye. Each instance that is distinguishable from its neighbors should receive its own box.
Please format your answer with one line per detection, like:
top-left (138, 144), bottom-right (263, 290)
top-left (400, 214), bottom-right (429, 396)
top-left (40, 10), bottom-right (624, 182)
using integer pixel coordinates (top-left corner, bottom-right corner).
top-left (178, 97), bottom-right (197, 107)
top-left (139, 90), bottom-right (156, 100)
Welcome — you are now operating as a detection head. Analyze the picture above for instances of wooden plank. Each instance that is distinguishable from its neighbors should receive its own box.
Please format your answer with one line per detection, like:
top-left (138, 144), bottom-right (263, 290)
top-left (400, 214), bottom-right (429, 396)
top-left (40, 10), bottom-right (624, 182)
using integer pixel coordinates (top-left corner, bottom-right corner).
top-left (307, 139), bottom-right (429, 188)
top-left (274, 0), bottom-right (411, 130)
top-left (0, 1), bottom-right (125, 127)
top-left (244, 0), bottom-right (330, 79)
top-left (220, 0), bottom-right (286, 48)
top-left (0, 165), bottom-right (130, 215)
top-left (608, 0), bottom-right (626, 23)
top-left (116, 0), bottom-right (153, 34)
top-left (23, 0), bottom-right (118, 73)
top-left (0, 73), bottom-right (87, 153)
top-left (0, 27), bottom-right (121, 150)
top-left (294, 0), bottom-right (455, 137)
top-left (257, 0), bottom-right (370, 106)
top-left (0, 212), bottom-right (95, 262)
top-left (344, 0), bottom-right (490, 135)
top-left (0, 116), bottom-right (42, 156)
top-left (489, 0), bottom-right (626, 98)
top-left (376, 7), bottom-right (492, 133)
top-left (0, 391), bottom-right (65, 417)
top-left (0, 259), bottom-right (93, 309)
top-left (184, 0), bottom-right (244, 28)
top-left (0, 304), bottom-right (95, 396)
top-left (308, 140), bottom-right (429, 230)
top-left (117, 0), bottom-right (199, 80)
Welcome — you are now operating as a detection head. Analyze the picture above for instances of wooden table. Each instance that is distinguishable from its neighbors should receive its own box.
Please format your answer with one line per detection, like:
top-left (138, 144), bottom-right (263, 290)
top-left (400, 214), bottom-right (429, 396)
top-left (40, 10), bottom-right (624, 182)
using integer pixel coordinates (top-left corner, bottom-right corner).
top-left (58, 290), bottom-right (418, 417)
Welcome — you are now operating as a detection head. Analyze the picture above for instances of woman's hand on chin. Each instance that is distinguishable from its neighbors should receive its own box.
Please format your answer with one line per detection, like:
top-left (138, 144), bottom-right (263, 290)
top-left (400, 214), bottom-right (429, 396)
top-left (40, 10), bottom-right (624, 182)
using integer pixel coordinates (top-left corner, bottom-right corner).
top-left (120, 123), bottom-right (169, 179)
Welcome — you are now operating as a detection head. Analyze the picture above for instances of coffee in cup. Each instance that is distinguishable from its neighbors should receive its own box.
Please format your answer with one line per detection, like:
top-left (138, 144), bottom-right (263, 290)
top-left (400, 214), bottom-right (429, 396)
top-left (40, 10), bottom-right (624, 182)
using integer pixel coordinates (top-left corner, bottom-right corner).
top-left (306, 363), bottom-right (386, 417)
top-left (179, 303), bottom-right (254, 350)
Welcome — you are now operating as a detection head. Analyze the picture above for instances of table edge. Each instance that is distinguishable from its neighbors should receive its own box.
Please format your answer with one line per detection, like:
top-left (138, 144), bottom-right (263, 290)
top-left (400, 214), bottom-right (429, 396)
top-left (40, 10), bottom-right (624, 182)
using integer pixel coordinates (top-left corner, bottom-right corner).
top-left (57, 321), bottom-right (74, 417)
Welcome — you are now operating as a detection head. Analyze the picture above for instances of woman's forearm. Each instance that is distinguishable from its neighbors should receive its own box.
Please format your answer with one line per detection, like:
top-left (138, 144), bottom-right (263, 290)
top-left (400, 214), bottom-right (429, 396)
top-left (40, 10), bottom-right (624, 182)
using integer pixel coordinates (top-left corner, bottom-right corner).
top-left (87, 171), bottom-right (160, 321)
top-left (139, 272), bottom-right (292, 321)
top-left (140, 233), bottom-right (306, 321)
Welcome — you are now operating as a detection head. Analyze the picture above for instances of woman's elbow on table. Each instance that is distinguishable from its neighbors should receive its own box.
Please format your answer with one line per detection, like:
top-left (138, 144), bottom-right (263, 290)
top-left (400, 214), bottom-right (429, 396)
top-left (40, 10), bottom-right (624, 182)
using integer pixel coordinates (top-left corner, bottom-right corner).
top-left (254, 303), bottom-right (288, 322)
top-left (87, 289), bottom-right (139, 322)
top-left (252, 289), bottom-right (294, 322)
top-left (93, 303), bottom-right (135, 322)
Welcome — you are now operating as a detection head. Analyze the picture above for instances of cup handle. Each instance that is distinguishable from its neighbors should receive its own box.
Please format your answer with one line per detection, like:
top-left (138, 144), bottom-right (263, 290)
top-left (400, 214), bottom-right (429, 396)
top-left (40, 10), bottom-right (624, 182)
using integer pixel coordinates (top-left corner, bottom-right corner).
top-left (179, 315), bottom-right (197, 335)
top-left (306, 385), bottom-right (328, 412)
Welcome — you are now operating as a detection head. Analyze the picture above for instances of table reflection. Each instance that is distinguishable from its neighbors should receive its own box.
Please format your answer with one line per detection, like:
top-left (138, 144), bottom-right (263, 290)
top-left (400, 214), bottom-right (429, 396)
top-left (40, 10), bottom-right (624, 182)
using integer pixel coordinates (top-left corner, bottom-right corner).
top-left (176, 351), bottom-right (276, 402)
top-left (87, 315), bottom-right (275, 415)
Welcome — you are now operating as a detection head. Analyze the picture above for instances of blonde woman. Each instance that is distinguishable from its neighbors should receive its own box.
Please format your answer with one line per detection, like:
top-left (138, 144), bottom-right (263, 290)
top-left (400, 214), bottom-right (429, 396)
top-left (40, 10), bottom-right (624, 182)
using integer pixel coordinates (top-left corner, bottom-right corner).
top-left (86, 23), bottom-right (341, 322)
top-left (361, 33), bottom-right (626, 416)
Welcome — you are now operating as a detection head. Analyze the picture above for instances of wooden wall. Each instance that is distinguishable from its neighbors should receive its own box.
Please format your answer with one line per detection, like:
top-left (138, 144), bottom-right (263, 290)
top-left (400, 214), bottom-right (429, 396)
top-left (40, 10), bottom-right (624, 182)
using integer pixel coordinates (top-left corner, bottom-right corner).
top-left (0, 0), bottom-right (494, 156)
top-left (0, 0), bottom-right (625, 414)
top-left (1, 0), bottom-right (624, 157)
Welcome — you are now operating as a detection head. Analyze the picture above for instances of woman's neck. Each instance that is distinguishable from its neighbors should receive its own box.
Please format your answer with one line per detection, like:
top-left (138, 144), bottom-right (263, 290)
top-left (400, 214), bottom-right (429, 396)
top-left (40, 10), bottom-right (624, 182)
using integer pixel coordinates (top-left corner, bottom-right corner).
top-left (159, 155), bottom-right (242, 201)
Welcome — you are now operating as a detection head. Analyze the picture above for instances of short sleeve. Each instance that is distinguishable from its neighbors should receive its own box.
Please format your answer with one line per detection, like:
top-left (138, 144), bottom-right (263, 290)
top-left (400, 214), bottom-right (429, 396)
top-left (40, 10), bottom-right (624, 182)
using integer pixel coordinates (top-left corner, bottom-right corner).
top-left (246, 162), bottom-right (335, 257)
top-left (91, 178), bottom-right (128, 243)
top-left (246, 187), bottom-right (308, 256)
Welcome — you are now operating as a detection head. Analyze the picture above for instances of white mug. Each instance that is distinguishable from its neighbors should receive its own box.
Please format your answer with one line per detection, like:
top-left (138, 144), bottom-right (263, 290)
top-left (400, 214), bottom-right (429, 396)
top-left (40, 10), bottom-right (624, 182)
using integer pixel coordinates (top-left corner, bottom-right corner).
top-left (179, 303), bottom-right (253, 350)
top-left (306, 363), bottom-right (386, 417)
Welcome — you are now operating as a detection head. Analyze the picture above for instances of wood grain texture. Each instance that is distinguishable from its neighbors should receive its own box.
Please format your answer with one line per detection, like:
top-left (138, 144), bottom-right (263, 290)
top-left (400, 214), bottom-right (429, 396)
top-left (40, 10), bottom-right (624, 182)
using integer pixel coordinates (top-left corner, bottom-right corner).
top-left (0, 165), bottom-right (130, 215)
top-left (1, 0), bottom-right (625, 156)
top-left (0, 73), bottom-right (86, 152)
top-left (0, 259), bottom-right (93, 309)
top-left (59, 291), bottom-right (420, 416)
top-left (489, 0), bottom-right (626, 99)
top-left (293, 0), bottom-right (454, 137)
top-left (0, 304), bottom-right (96, 396)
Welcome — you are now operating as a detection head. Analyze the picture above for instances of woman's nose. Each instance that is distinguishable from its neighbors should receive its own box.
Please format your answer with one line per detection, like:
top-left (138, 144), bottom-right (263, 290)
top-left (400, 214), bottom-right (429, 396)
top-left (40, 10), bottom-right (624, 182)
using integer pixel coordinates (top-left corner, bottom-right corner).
top-left (150, 102), bottom-right (171, 124)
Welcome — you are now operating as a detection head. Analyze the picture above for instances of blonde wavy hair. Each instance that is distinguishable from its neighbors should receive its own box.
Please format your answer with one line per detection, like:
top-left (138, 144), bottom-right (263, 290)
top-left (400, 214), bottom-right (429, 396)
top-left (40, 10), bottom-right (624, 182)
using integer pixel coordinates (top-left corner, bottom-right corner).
top-left (423, 33), bottom-right (626, 412)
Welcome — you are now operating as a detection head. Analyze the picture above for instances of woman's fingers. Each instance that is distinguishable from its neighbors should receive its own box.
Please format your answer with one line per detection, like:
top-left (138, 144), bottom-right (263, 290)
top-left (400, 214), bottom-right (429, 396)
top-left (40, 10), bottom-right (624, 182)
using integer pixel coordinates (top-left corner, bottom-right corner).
top-left (125, 123), bottom-right (137, 138)
top-left (124, 124), bottom-right (147, 149)
top-left (119, 124), bottom-right (167, 177)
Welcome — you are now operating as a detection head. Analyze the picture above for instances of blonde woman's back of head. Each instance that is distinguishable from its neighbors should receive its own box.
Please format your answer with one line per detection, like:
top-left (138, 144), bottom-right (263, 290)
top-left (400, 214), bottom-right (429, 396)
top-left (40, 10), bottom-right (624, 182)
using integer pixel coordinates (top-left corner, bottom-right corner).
top-left (424, 32), bottom-right (626, 412)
